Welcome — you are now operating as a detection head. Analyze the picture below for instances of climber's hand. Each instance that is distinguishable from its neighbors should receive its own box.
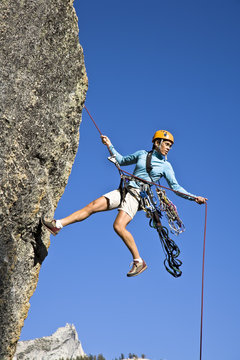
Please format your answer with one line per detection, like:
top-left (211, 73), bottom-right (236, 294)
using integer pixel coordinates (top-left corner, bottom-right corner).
top-left (195, 196), bottom-right (208, 204)
top-left (101, 135), bottom-right (112, 147)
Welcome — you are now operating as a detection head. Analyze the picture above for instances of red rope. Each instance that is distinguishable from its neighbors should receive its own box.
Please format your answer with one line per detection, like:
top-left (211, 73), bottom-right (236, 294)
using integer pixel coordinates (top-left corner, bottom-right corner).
top-left (118, 168), bottom-right (198, 199)
top-left (84, 105), bottom-right (103, 136)
top-left (200, 201), bottom-right (208, 360)
top-left (84, 105), bottom-right (113, 155)
top-left (83, 105), bottom-right (208, 360)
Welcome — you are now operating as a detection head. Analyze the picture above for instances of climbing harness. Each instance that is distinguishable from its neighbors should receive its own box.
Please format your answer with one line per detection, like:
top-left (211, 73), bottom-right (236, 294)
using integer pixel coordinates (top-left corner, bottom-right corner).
top-left (83, 105), bottom-right (208, 360)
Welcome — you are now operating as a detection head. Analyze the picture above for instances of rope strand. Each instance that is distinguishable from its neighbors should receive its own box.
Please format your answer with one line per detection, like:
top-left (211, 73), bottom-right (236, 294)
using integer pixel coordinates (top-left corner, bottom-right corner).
top-left (84, 105), bottom-right (113, 155)
top-left (84, 105), bottom-right (102, 136)
top-left (200, 201), bottom-right (208, 360)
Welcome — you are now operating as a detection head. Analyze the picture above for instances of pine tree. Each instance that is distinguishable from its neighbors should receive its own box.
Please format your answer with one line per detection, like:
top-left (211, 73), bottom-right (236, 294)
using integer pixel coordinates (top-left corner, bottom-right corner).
top-left (97, 354), bottom-right (106, 360)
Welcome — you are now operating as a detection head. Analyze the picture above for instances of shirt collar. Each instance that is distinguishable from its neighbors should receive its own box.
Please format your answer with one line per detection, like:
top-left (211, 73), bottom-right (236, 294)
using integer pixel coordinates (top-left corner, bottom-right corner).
top-left (152, 149), bottom-right (165, 160)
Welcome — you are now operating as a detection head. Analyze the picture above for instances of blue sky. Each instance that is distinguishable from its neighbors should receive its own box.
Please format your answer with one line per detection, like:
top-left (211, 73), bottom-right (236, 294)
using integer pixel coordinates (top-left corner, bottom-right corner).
top-left (21, 1), bottom-right (240, 359)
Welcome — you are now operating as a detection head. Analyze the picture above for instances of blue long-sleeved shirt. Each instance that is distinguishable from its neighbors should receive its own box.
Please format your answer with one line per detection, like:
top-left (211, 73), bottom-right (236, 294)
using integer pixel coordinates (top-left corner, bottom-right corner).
top-left (109, 145), bottom-right (196, 201)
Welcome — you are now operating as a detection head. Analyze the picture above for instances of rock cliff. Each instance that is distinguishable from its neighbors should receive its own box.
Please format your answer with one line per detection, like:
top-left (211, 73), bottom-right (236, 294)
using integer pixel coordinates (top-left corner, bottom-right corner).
top-left (0, 0), bottom-right (88, 359)
top-left (13, 324), bottom-right (85, 360)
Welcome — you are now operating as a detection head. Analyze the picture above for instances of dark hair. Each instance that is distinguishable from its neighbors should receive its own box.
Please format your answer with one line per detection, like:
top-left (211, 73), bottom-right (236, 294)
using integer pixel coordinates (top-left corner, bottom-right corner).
top-left (152, 138), bottom-right (162, 150)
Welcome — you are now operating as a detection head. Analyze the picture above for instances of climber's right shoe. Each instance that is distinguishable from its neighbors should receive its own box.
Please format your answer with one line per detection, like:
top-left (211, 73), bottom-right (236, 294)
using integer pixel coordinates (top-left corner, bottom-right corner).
top-left (127, 259), bottom-right (147, 277)
top-left (41, 216), bottom-right (60, 236)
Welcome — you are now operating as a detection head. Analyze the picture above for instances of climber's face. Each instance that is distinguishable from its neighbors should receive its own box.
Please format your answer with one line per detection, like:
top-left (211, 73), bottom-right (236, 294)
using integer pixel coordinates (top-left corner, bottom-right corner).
top-left (155, 139), bottom-right (173, 156)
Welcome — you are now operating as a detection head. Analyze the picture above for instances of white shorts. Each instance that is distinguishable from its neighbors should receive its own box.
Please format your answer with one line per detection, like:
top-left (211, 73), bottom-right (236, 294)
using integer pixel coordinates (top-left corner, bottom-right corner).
top-left (103, 187), bottom-right (141, 219)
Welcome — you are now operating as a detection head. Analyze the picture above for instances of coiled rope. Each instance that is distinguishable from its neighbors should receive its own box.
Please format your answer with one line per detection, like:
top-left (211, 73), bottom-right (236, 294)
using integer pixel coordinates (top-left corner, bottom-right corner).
top-left (83, 105), bottom-right (207, 360)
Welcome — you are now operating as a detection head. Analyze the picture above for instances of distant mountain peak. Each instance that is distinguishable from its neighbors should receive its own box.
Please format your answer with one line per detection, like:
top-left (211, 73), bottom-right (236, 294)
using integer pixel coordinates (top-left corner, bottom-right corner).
top-left (13, 323), bottom-right (85, 360)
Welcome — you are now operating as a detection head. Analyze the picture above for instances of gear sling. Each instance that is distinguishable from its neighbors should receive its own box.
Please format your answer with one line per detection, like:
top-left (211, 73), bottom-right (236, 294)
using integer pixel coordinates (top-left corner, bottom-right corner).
top-left (116, 150), bottom-right (184, 278)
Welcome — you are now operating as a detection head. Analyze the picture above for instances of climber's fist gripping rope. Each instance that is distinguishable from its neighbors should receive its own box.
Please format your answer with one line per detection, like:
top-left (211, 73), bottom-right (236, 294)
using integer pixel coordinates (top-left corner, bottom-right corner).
top-left (101, 135), bottom-right (111, 147)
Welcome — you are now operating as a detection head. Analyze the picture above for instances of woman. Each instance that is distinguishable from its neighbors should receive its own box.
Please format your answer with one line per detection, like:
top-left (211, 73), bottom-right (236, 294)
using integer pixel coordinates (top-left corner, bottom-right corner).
top-left (42, 130), bottom-right (207, 277)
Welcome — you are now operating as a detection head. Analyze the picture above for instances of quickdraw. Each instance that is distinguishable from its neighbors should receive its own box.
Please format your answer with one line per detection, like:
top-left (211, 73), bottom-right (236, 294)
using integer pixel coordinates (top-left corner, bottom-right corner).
top-left (156, 187), bottom-right (185, 235)
top-left (138, 182), bottom-right (184, 278)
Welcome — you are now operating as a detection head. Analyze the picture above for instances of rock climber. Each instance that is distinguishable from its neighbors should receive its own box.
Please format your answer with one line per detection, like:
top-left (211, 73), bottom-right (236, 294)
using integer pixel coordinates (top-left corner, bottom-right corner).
top-left (42, 130), bottom-right (207, 277)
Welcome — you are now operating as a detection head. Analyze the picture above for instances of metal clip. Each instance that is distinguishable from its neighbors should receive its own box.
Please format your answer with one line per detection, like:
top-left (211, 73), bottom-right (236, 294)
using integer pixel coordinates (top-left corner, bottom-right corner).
top-left (107, 154), bottom-right (120, 169)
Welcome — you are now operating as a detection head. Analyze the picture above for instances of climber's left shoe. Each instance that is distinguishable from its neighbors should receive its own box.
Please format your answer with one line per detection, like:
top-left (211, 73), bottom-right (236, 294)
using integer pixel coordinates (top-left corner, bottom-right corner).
top-left (41, 216), bottom-right (60, 236)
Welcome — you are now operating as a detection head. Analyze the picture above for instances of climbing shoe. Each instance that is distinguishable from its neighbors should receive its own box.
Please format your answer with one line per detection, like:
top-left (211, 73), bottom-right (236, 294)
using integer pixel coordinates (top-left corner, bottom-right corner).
top-left (41, 216), bottom-right (60, 236)
top-left (127, 259), bottom-right (147, 277)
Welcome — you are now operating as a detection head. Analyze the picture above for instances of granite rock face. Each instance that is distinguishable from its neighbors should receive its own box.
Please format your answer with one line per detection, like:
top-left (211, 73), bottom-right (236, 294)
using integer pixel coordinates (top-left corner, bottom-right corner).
top-left (13, 324), bottom-right (85, 360)
top-left (0, 0), bottom-right (88, 359)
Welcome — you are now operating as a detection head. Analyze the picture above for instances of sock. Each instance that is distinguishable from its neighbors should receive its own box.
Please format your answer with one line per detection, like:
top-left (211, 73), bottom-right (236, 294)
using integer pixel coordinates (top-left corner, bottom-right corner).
top-left (55, 220), bottom-right (63, 229)
top-left (134, 258), bottom-right (143, 263)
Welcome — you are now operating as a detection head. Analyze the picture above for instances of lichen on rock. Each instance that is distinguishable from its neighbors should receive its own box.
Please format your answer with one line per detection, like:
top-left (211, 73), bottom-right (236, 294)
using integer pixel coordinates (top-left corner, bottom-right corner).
top-left (0, 0), bottom-right (88, 359)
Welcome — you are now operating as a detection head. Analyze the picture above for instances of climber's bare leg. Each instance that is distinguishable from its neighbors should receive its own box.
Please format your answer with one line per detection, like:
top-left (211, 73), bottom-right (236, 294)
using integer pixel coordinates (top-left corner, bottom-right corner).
top-left (60, 196), bottom-right (109, 227)
top-left (113, 210), bottom-right (140, 260)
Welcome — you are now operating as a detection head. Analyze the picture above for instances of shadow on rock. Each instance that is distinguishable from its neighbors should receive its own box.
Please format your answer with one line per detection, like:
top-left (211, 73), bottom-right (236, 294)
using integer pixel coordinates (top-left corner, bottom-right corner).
top-left (32, 219), bottom-right (48, 266)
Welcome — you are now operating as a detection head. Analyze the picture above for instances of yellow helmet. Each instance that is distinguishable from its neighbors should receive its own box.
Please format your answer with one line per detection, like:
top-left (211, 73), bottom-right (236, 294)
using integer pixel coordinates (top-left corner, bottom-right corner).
top-left (152, 130), bottom-right (174, 144)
